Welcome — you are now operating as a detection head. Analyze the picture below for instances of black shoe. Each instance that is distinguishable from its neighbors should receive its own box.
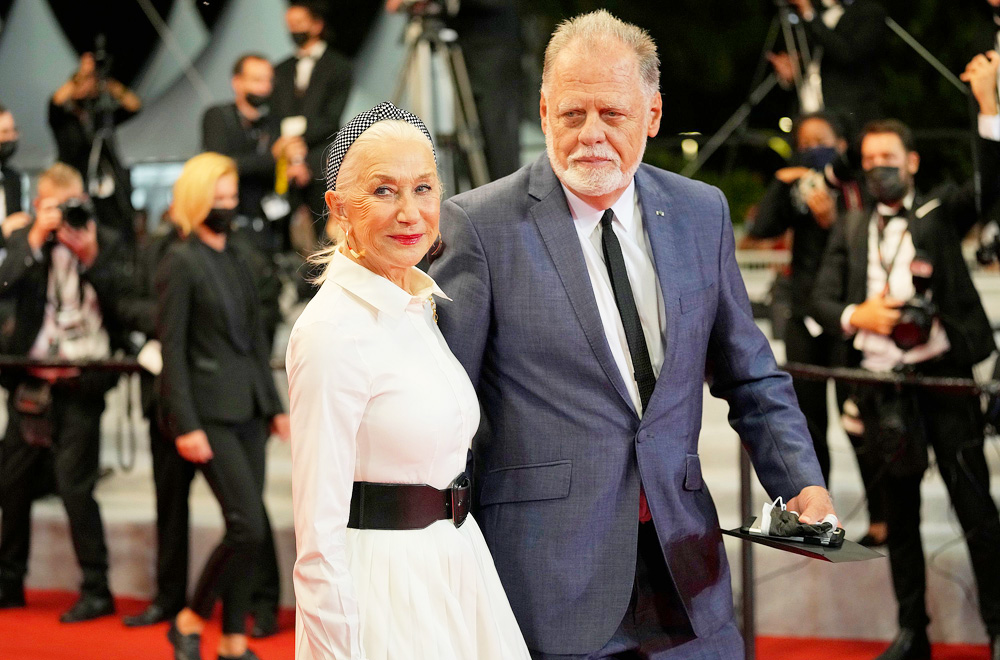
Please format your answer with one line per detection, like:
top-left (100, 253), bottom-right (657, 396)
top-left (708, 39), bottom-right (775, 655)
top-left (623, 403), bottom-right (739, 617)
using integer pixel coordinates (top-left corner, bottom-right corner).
top-left (123, 602), bottom-right (175, 627)
top-left (0, 581), bottom-right (25, 609)
top-left (218, 651), bottom-right (260, 660)
top-left (250, 607), bottom-right (278, 638)
top-left (168, 621), bottom-right (202, 660)
top-left (990, 635), bottom-right (999, 660)
top-left (874, 628), bottom-right (931, 660)
top-left (59, 592), bottom-right (115, 623)
top-left (858, 533), bottom-right (887, 548)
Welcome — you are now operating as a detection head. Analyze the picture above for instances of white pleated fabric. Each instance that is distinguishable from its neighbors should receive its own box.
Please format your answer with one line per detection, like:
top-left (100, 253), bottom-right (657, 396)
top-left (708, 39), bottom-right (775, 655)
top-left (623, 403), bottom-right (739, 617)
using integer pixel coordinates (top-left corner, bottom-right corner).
top-left (286, 250), bottom-right (530, 660)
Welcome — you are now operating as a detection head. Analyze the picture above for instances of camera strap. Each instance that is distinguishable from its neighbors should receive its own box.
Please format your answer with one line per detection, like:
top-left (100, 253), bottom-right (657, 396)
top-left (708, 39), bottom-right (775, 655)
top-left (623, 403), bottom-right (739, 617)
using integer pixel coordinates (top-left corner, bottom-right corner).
top-left (875, 211), bottom-right (912, 296)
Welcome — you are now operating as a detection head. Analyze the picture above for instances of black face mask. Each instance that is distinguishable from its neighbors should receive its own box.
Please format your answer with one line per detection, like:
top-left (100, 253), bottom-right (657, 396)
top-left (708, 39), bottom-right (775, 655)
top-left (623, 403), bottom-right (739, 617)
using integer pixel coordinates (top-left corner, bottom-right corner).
top-left (290, 31), bottom-right (311, 48)
top-left (865, 166), bottom-right (910, 205)
top-left (244, 93), bottom-right (270, 110)
top-left (203, 207), bottom-right (236, 235)
top-left (0, 139), bottom-right (17, 164)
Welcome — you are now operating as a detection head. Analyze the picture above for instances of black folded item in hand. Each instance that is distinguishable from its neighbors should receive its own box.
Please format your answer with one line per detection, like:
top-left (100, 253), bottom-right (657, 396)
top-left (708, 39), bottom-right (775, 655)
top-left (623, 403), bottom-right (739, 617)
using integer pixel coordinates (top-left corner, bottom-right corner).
top-left (768, 508), bottom-right (833, 538)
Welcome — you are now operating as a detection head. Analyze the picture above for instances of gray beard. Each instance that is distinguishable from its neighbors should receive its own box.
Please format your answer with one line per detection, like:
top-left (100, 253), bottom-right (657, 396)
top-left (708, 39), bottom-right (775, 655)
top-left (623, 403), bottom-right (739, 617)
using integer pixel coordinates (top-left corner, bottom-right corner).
top-left (545, 122), bottom-right (645, 200)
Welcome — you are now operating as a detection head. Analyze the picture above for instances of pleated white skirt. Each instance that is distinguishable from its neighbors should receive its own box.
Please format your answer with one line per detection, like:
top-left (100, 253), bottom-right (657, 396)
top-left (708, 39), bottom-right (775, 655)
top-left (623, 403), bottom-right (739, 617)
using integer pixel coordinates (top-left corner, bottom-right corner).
top-left (345, 515), bottom-right (531, 660)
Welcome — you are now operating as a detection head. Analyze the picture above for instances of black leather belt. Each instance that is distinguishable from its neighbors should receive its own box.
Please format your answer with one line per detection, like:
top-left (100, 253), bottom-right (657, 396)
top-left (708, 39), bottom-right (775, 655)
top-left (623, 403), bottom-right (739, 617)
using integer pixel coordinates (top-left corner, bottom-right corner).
top-left (347, 473), bottom-right (471, 530)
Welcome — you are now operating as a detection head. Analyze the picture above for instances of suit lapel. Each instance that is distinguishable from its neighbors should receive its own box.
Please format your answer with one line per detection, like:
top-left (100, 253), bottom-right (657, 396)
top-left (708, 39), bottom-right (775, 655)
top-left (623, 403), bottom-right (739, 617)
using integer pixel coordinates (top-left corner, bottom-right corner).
top-left (634, 167), bottom-right (679, 416)
top-left (528, 157), bottom-right (635, 413)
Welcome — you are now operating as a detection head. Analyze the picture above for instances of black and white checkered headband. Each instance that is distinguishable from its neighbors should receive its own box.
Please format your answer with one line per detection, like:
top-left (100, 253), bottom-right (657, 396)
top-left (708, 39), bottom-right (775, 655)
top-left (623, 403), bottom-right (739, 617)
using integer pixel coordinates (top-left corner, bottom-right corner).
top-left (323, 101), bottom-right (436, 191)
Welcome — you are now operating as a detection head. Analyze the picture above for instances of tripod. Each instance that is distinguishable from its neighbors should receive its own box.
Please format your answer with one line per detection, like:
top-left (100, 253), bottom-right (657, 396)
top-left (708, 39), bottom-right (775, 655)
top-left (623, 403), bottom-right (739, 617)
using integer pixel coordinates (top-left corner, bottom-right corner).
top-left (682, 2), bottom-right (815, 178)
top-left (392, 2), bottom-right (490, 194)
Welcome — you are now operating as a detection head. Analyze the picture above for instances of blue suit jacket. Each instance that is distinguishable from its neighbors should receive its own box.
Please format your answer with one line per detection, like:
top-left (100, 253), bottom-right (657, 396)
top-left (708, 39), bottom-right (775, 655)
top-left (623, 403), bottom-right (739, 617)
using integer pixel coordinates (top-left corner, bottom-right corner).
top-left (429, 154), bottom-right (824, 655)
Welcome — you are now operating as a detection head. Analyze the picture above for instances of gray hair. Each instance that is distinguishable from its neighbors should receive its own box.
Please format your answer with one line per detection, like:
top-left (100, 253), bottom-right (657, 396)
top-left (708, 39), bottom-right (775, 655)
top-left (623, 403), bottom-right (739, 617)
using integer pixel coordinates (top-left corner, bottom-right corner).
top-left (542, 10), bottom-right (660, 98)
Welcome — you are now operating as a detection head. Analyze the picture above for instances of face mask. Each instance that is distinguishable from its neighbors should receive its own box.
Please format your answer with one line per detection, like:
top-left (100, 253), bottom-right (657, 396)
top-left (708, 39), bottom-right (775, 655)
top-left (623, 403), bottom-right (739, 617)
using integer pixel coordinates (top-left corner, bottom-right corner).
top-left (203, 207), bottom-right (236, 235)
top-left (865, 166), bottom-right (909, 205)
top-left (245, 93), bottom-right (270, 110)
top-left (0, 139), bottom-right (17, 164)
top-left (797, 146), bottom-right (838, 172)
top-left (820, 0), bottom-right (838, 8)
top-left (290, 31), bottom-right (310, 48)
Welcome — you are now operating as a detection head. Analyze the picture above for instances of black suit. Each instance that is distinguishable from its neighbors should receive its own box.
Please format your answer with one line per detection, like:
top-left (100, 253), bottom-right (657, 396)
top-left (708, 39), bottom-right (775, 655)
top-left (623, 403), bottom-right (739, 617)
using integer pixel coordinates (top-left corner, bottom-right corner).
top-left (155, 236), bottom-right (283, 633)
top-left (0, 225), bottom-right (131, 598)
top-left (811, 138), bottom-right (1000, 637)
top-left (271, 45), bottom-right (352, 219)
top-left (1, 164), bottom-right (23, 218)
top-left (202, 104), bottom-right (281, 253)
top-left (801, 0), bottom-right (888, 137)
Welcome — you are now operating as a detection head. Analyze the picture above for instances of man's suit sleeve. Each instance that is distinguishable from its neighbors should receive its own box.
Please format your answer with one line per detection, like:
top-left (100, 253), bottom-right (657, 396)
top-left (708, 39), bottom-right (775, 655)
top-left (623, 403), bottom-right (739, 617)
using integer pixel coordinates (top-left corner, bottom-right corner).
top-left (0, 227), bottom-right (43, 296)
top-left (706, 189), bottom-right (825, 498)
top-left (202, 106), bottom-right (276, 179)
top-left (428, 199), bottom-right (492, 389)
top-left (304, 57), bottom-right (353, 148)
top-left (810, 214), bottom-right (853, 335)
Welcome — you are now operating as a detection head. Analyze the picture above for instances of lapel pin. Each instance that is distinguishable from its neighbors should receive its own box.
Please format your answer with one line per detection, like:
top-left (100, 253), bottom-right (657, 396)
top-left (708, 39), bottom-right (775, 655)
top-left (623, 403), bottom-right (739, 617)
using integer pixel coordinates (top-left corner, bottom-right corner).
top-left (655, 210), bottom-right (665, 216)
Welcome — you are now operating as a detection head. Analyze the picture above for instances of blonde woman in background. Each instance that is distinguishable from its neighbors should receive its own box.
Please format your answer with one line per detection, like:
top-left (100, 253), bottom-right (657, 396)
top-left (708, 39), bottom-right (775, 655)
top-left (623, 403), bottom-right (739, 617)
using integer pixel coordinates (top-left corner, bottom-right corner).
top-left (157, 153), bottom-right (290, 660)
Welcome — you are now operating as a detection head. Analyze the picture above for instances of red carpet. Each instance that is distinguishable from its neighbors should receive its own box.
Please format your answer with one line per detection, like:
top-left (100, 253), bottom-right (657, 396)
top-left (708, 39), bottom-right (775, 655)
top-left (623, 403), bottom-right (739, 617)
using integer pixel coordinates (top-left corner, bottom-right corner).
top-left (0, 590), bottom-right (991, 659)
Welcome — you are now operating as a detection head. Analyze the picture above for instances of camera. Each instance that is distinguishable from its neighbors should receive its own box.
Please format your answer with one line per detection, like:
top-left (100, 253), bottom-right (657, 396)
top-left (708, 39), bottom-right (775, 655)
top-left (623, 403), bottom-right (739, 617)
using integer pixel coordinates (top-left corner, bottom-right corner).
top-left (890, 253), bottom-right (937, 351)
top-left (57, 198), bottom-right (95, 229)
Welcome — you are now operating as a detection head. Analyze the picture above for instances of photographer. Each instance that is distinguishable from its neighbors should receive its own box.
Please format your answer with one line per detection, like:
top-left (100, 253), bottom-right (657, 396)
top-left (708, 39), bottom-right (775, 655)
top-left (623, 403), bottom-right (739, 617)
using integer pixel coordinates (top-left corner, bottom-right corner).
top-left (769, 0), bottom-right (887, 139)
top-left (811, 53), bottom-right (1000, 660)
top-left (50, 52), bottom-right (142, 243)
top-left (749, 112), bottom-right (890, 543)
top-left (0, 163), bottom-right (133, 623)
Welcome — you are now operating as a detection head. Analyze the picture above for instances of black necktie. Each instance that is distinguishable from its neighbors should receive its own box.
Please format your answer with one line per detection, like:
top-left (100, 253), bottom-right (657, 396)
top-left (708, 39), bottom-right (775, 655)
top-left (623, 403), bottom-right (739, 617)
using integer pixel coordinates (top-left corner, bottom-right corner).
top-left (600, 209), bottom-right (657, 412)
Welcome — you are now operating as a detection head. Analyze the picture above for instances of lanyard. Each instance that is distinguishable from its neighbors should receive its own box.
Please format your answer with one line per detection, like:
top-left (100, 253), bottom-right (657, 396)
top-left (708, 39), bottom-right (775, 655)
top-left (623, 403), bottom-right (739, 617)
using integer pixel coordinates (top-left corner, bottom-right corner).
top-left (875, 213), bottom-right (910, 297)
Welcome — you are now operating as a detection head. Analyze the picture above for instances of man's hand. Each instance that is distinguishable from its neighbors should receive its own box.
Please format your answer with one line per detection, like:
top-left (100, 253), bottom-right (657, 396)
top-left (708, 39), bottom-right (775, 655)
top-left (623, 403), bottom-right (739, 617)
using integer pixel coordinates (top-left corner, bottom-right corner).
top-left (286, 163), bottom-right (312, 187)
top-left (270, 413), bottom-right (291, 442)
top-left (786, 485), bottom-right (838, 526)
top-left (2, 212), bottom-right (32, 239)
top-left (787, 0), bottom-right (816, 21)
top-left (849, 293), bottom-right (903, 335)
top-left (806, 187), bottom-right (836, 229)
top-left (176, 430), bottom-right (213, 463)
top-left (57, 219), bottom-right (99, 268)
top-left (767, 52), bottom-right (796, 86)
top-left (28, 204), bottom-right (64, 251)
top-left (960, 51), bottom-right (1000, 116)
top-left (989, 0), bottom-right (1000, 8)
top-left (775, 166), bottom-right (809, 185)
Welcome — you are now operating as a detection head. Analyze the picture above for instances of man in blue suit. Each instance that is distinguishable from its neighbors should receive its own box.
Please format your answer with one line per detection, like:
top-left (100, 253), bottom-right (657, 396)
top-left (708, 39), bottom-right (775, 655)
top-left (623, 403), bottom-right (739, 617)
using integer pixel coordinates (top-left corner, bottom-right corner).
top-left (430, 10), bottom-right (835, 659)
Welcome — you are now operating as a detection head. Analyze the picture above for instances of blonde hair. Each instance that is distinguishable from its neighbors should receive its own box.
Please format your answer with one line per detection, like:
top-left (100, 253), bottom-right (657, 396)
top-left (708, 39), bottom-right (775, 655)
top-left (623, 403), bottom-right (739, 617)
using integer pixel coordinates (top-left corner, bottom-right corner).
top-left (309, 120), bottom-right (438, 285)
top-left (542, 10), bottom-right (660, 98)
top-left (38, 162), bottom-right (84, 194)
top-left (171, 152), bottom-right (238, 237)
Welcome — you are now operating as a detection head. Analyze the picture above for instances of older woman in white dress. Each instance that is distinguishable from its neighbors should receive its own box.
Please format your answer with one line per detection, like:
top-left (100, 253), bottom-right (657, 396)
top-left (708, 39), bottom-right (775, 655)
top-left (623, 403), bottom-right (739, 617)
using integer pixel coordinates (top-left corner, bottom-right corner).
top-left (285, 103), bottom-right (530, 660)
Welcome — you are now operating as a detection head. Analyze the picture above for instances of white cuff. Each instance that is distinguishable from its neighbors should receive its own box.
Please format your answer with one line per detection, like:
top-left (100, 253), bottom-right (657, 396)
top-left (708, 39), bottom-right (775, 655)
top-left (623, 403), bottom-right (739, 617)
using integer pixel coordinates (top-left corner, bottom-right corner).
top-left (840, 304), bottom-right (858, 336)
top-left (978, 113), bottom-right (1000, 142)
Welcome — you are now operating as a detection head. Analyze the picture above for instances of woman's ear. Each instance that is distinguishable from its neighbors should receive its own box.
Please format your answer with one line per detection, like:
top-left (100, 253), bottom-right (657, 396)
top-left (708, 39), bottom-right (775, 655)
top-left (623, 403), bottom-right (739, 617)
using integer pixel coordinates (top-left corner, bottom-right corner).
top-left (325, 190), bottom-right (347, 221)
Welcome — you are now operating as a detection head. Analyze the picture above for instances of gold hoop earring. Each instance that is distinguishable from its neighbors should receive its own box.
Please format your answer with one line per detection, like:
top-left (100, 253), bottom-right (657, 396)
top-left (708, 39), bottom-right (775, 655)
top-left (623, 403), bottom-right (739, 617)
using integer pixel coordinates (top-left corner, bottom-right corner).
top-left (344, 227), bottom-right (366, 259)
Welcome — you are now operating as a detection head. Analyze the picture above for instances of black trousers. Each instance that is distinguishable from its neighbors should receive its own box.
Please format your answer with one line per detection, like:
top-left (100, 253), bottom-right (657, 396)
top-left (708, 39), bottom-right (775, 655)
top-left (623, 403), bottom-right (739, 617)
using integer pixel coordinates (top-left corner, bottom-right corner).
top-left (861, 363), bottom-right (1000, 635)
top-left (188, 418), bottom-right (272, 634)
top-left (149, 408), bottom-right (281, 617)
top-left (0, 388), bottom-right (109, 595)
top-left (784, 317), bottom-right (887, 524)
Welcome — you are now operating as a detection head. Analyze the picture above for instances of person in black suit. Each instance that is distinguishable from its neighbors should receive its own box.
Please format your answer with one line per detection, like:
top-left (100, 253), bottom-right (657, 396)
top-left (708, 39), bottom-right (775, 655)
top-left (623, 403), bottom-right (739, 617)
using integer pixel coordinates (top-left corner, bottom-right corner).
top-left (0, 163), bottom-right (132, 623)
top-left (770, 0), bottom-right (887, 140)
top-left (748, 112), bottom-right (889, 545)
top-left (203, 54), bottom-right (283, 255)
top-left (158, 153), bottom-right (290, 660)
top-left (811, 53), bottom-right (1000, 660)
top-left (271, 0), bottom-right (353, 229)
top-left (0, 103), bottom-right (30, 245)
top-left (49, 53), bottom-right (142, 243)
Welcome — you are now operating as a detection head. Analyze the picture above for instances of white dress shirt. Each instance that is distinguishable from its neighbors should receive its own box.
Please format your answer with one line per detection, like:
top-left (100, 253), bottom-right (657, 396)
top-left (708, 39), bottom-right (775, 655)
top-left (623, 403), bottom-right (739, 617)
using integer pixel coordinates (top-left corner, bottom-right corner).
top-left (286, 250), bottom-right (529, 660)
top-left (562, 179), bottom-right (666, 416)
top-left (295, 40), bottom-right (327, 92)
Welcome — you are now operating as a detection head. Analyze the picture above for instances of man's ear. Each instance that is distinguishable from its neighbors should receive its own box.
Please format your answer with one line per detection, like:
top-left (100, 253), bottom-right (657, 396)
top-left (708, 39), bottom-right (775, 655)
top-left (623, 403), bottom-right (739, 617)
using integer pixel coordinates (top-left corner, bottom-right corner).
top-left (647, 91), bottom-right (662, 138)
top-left (907, 151), bottom-right (920, 176)
top-left (539, 92), bottom-right (549, 136)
